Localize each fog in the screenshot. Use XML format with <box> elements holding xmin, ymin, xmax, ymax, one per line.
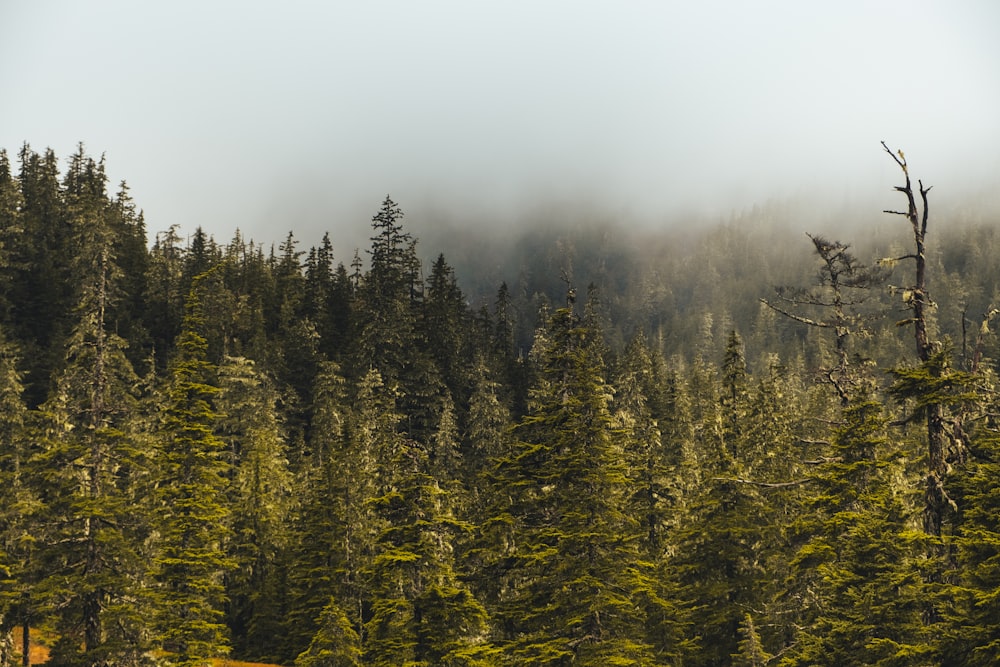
<box><xmin>2</xmin><ymin>1</ymin><xmax>999</xmax><ymax>256</ymax></box>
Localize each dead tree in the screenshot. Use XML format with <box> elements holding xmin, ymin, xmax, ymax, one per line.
<box><xmin>881</xmin><ymin>141</ymin><xmax>952</xmax><ymax>537</ymax></box>
<box><xmin>761</xmin><ymin>234</ymin><xmax>887</xmax><ymax>404</ymax></box>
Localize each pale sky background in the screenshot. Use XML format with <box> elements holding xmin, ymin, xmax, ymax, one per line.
<box><xmin>1</xmin><ymin>0</ymin><xmax>998</xmax><ymax>252</ymax></box>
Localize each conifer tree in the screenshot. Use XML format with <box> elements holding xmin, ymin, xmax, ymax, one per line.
<box><xmin>423</xmin><ymin>254</ymin><xmax>470</xmax><ymax>398</ymax></box>
<box><xmin>146</xmin><ymin>225</ymin><xmax>185</xmax><ymax>369</ymax></box>
<box><xmin>487</xmin><ymin>300</ymin><xmax>654</xmax><ymax>664</ymax></box>
<box><xmin>947</xmin><ymin>400</ymin><xmax>1000</xmax><ymax>665</ymax></box>
<box><xmin>0</xmin><ymin>329</ymin><xmax>31</xmax><ymax>665</ymax></box>
<box><xmin>782</xmin><ymin>383</ymin><xmax>932</xmax><ymax>666</ymax></box>
<box><xmin>34</xmin><ymin>152</ymin><xmax>155</xmax><ymax>665</ymax></box>
<box><xmin>216</xmin><ymin>355</ymin><xmax>294</xmax><ymax>662</ymax></box>
<box><xmin>363</xmin><ymin>397</ymin><xmax>493</xmax><ymax>667</ymax></box>
<box><xmin>0</xmin><ymin>151</ymin><xmax>23</xmax><ymax>325</ymax></box>
<box><xmin>152</xmin><ymin>271</ymin><xmax>234</xmax><ymax>666</ymax></box>
<box><xmin>295</xmin><ymin>599</ymin><xmax>362</xmax><ymax>667</ymax></box>
<box><xmin>733</xmin><ymin>614</ymin><xmax>771</xmax><ymax>667</ymax></box>
<box><xmin>285</xmin><ymin>361</ymin><xmax>352</xmax><ymax>659</ymax></box>
<box><xmin>612</xmin><ymin>333</ymin><xmax>689</xmax><ymax>661</ymax></box>
<box><xmin>353</xmin><ymin>197</ymin><xmax>417</xmax><ymax>384</ymax></box>
<box><xmin>294</xmin><ymin>367</ymin><xmax>396</xmax><ymax>657</ymax></box>
<box><xmin>9</xmin><ymin>145</ymin><xmax>71</xmax><ymax>406</ymax></box>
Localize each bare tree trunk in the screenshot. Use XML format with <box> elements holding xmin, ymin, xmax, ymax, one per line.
<box><xmin>881</xmin><ymin>141</ymin><xmax>949</xmax><ymax>537</ymax></box>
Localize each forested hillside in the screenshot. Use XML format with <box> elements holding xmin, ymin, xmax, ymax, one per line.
<box><xmin>2</xmin><ymin>143</ymin><xmax>1000</xmax><ymax>666</ymax></box>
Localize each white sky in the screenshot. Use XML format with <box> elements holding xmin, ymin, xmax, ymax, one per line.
<box><xmin>2</xmin><ymin>0</ymin><xmax>998</xmax><ymax>250</ymax></box>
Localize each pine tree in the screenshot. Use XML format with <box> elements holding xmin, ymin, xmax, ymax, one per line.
<box><xmin>781</xmin><ymin>384</ymin><xmax>932</xmax><ymax>666</ymax></box>
<box><xmin>733</xmin><ymin>614</ymin><xmax>771</xmax><ymax>667</ymax></box>
<box><xmin>947</xmin><ymin>403</ymin><xmax>1000</xmax><ymax>665</ymax></box>
<box><xmin>0</xmin><ymin>329</ymin><xmax>32</xmax><ymax>666</ymax></box>
<box><xmin>295</xmin><ymin>599</ymin><xmax>362</xmax><ymax>667</ymax></box>
<box><xmin>672</xmin><ymin>340</ymin><xmax>771</xmax><ymax>666</ymax></box>
<box><xmin>284</xmin><ymin>361</ymin><xmax>352</xmax><ymax>660</ymax></box>
<box><xmin>363</xmin><ymin>402</ymin><xmax>493</xmax><ymax>666</ymax></box>
<box><xmin>33</xmin><ymin>152</ymin><xmax>155</xmax><ymax>665</ymax></box>
<box><xmin>612</xmin><ymin>333</ymin><xmax>689</xmax><ymax>661</ymax></box>
<box><xmin>352</xmin><ymin>197</ymin><xmax>417</xmax><ymax>384</ymax></box>
<box><xmin>423</xmin><ymin>254</ymin><xmax>471</xmax><ymax>399</ymax></box>
<box><xmin>487</xmin><ymin>301</ymin><xmax>654</xmax><ymax>664</ymax></box>
<box><xmin>152</xmin><ymin>271</ymin><xmax>234</xmax><ymax>666</ymax></box>
<box><xmin>216</xmin><ymin>356</ymin><xmax>293</xmax><ymax>662</ymax></box>
<box><xmin>146</xmin><ymin>225</ymin><xmax>185</xmax><ymax>369</ymax></box>
<box><xmin>0</xmin><ymin>150</ymin><xmax>23</xmax><ymax>325</ymax></box>
<box><xmin>9</xmin><ymin>145</ymin><xmax>72</xmax><ymax>407</ymax></box>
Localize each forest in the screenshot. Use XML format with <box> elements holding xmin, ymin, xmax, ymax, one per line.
<box><xmin>1</xmin><ymin>142</ymin><xmax>1000</xmax><ymax>666</ymax></box>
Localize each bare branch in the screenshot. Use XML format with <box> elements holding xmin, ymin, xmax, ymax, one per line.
<box><xmin>803</xmin><ymin>456</ymin><xmax>844</xmax><ymax>465</ymax></box>
<box><xmin>713</xmin><ymin>476</ymin><xmax>813</xmax><ymax>489</ymax></box>
<box><xmin>882</xmin><ymin>140</ymin><xmax>906</xmax><ymax>170</ymax></box>
<box><xmin>798</xmin><ymin>438</ymin><xmax>832</xmax><ymax>447</ymax></box>
<box><xmin>759</xmin><ymin>298</ymin><xmax>831</xmax><ymax>328</ymax></box>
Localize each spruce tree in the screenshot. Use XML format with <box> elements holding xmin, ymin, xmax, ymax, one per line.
<box><xmin>284</xmin><ymin>362</ymin><xmax>351</xmax><ymax>660</ymax></box>
<box><xmin>782</xmin><ymin>384</ymin><xmax>931</xmax><ymax>666</ymax></box>
<box><xmin>362</xmin><ymin>392</ymin><xmax>493</xmax><ymax>666</ymax></box>
<box><xmin>0</xmin><ymin>329</ymin><xmax>31</xmax><ymax>665</ymax></box>
<box><xmin>294</xmin><ymin>599</ymin><xmax>362</xmax><ymax>667</ymax></box>
<box><xmin>9</xmin><ymin>145</ymin><xmax>72</xmax><ymax>406</ymax></box>
<box><xmin>216</xmin><ymin>355</ymin><xmax>293</xmax><ymax>662</ymax></box>
<box><xmin>152</xmin><ymin>271</ymin><xmax>234</xmax><ymax>666</ymax></box>
<box><xmin>34</xmin><ymin>153</ymin><xmax>155</xmax><ymax>665</ymax></box>
<box><xmin>487</xmin><ymin>300</ymin><xmax>654</xmax><ymax>664</ymax></box>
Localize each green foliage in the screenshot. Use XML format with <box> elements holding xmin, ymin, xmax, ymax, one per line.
<box><xmin>487</xmin><ymin>303</ymin><xmax>655</xmax><ymax>664</ymax></box>
<box><xmin>217</xmin><ymin>355</ymin><xmax>294</xmax><ymax>661</ymax></box>
<box><xmin>152</xmin><ymin>272</ymin><xmax>235</xmax><ymax>666</ymax></box>
<box><xmin>10</xmin><ymin>147</ymin><xmax>1000</xmax><ymax>665</ymax></box>
<box><xmin>295</xmin><ymin>599</ymin><xmax>362</xmax><ymax>667</ymax></box>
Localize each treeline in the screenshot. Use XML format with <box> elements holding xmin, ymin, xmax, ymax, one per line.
<box><xmin>2</xmin><ymin>144</ymin><xmax>1000</xmax><ymax>666</ymax></box>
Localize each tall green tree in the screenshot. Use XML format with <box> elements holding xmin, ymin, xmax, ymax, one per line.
<box><xmin>216</xmin><ymin>356</ymin><xmax>294</xmax><ymax>662</ymax></box>
<box><xmin>285</xmin><ymin>361</ymin><xmax>352</xmax><ymax>660</ymax></box>
<box><xmin>0</xmin><ymin>329</ymin><xmax>32</xmax><ymax>666</ymax></box>
<box><xmin>781</xmin><ymin>383</ymin><xmax>932</xmax><ymax>666</ymax></box>
<box><xmin>9</xmin><ymin>145</ymin><xmax>71</xmax><ymax>406</ymax></box>
<box><xmin>362</xmin><ymin>386</ymin><xmax>494</xmax><ymax>667</ymax></box>
<box><xmin>152</xmin><ymin>271</ymin><xmax>234</xmax><ymax>666</ymax></box>
<box><xmin>487</xmin><ymin>301</ymin><xmax>654</xmax><ymax>664</ymax></box>
<box><xmin>0</xmin><ymin>151</ymin><xmax>23</xmax><ymax>326</ymax></box>
<box><xmin>33</xmin><ymin>149</ymin><xmax>155</xmax><ymax>666</ymax></box>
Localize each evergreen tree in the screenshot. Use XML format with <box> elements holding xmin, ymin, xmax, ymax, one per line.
<box><xmin>612</xmin><ymin>333</ymin><xmax>689</xmax><ymax>661</ymax></box>
<box><xmin>363</xmin><ymin>399</ymin><xmax>493</xmax><ymax>666</ymax></box>
<box><xmin>151</xmin><ymin>271</ymin><xmax>234</xmax><ymax>666</ymax></box>
<box><xmin>423</xmin><ymin>254</ymin><xmax>471</xmax><ymax>399</ymax></box>
<box><xmin>0</xmin><ymin>330</ymin><xmax>32</xmax><ymax>665</ymax></box>
<box><xmin>781</xmin><ymin>384</ymin><xmax>932</xmax><ymax>666</ymax></box>
<box><xmin>0</xmin><ymin>151</ymin><xmax>23</xmax><ymax>325</ymax></box>
<box><xmin>285</xmin><ymin>361</ymin><xmax>352</xmax><ymax>660</ymax></box>
<box><xmin>487</xmin><ymin>301</ymin><xmax>654</xmax><ymax>664</ymax></box>
<box><xmin>146</xmin><ymin>225</ymin><xmax>185</xmax><ymax>369</ymax></box>
<box><xmin>9</xmin><ymin>145</ymin><xmax>72</xmax><ymax>406</ymax></box>
<box><xmin>352</xmin><ymin>196</ymin><xmax>420</xmax><ymax>387</ymax></box>
<box><xmin>295</xmin><ymin>599</ymin><xmax>362</xmax><ymax>667</ymax></box>
<box><xmin>733</xmin><ymin>614</ymin><xmax>772</xmax><ymax>667</ymax></box>
<box><xmin>947</xmin><ymin>396</ymin><xmax>1000</xmax><ymax>665</ymax></box>
<box><xmin>216</xmin><ymin>356</ymin><xmax>293</xmax><ymax>662</ymax></box>
<box><xmin>34</xmin><ymin>155</ymin><xmax>155</xmax><ymax>665</ymax></box>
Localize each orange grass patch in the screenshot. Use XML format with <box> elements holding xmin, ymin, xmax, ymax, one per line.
<box><xmin>14</xmin><ymin>629</ymin><xmax>283</xmax><ymax>667</ymax></box>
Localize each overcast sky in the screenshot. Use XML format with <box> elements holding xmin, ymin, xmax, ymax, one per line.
<box><xmin>2</xmin><ymin>1</ymin><xmax>998</xmax><ymax>251</ymax></box>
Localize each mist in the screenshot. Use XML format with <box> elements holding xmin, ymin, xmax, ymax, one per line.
<box><xmin>2</xmin><ymin>1</ymin><xmax>999</xmax><ymax>258</ymax></box>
